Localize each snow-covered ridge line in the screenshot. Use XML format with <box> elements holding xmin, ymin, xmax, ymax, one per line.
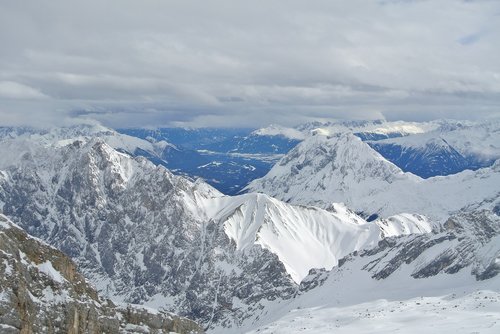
<box><xmin>296</xmin><ymin>119</ymin><xmax>444</xmax><ymax>136</ymax></box>
<box><xmin>202</xmin><ymin>193</ymin><xmax>432</xmax><ymax>283</ymax></box>
<box><xmin>369</xmin><ymin>119</ymin><xmax>500</xmax><ymax>161</ymax></box>
<box><xmin>0</xmin><ymin>123</ymin><xmax>175</xmax><ymax>168</ymax></box>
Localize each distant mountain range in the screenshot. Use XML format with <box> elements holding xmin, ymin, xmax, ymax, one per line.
<box><xmin>115</xmin><ymin>119</ymin><xmax>500</xmax><ymax>194</ymax></box>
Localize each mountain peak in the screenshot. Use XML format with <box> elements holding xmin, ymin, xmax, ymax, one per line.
<box><xmin>247</xmin><ymin>129</ymin><xmax>500</xmax><ymax>220</ymax></box>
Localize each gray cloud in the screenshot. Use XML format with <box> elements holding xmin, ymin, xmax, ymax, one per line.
<box><xmin>0</xmin><ymin>0</ymin><xmax>499</xmax><ymax>128</ymax></box>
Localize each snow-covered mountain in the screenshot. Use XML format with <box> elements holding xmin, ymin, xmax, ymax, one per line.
<box><xmin>1</xmin><ymin>123</ymin><xmax>498</xmax><ymax>333</ymax></box>
<box><xmin>205</xmin><ymin>195</ymin><xmax>431</xmax><ymax>283</ymax></box>
<box><xmin>246</xmin><ymin>132</ymin><xmax>500</xmax><ymax>220</ymax></box>
<box><xmin>248</xmin><ymin>119</ymin><xmax>499</xmax><ymax>182</ymax></box>
<box><xmin>0</xmin><ymin>214</ymin><xmax>203</xmax><ymax>334</ymax></box>
<box><xmin>0</xmin><ymin>124</ymin><xmax>273</xmax><ymax>195</ymax></box>
<box><xmin>368</xmin><ymin>120</ymin><xmax>500</xmax><ymax>178</ymax></box>
<box><xmin>0</xmin><ymin>136</ymin><xmax>292</xmax><ymax>327</ymax></box>
<box><xmin>0</xmin><ymin>123</ymin><xmax>175</xmax><ymax>167</ymax></box>
<box><xmin>0</xmin><ymin>131</ymin><xmax>434</xmax><ymax>330</ymax></box>
<box><xmin>295</xmin><ymin>119</ymin><xmax>442</xmax><ymax>138</ymax></box>
<box><xmin>219</xmin><ymin>200</ymin><xmax>500</xmax><ymax>333</ymax></box>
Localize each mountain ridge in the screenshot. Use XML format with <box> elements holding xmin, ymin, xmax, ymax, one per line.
<box><xmin>246</xmin><ymin>132</ymin><xmax>500</xmax><ymax>220</ymax></box>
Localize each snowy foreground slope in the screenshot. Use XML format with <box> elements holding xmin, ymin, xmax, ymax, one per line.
<box><xmin>246</xmin><ymin>132</ymin><xmax>500</xmax><ymax>220</ymax></box>
<box><xmin>217</xmin><ymin>202</ymin><xmax>500</xmax><ymax>333</ymax></box>
<box><xmin>244</xmin><ymin>290</ymin><xmax>500</xmax><ymax>334</ymax></box>
<box><xmin>0</xmin><ymin>130</ymin><xmax>432</xmax><ymax>329</ymax></box>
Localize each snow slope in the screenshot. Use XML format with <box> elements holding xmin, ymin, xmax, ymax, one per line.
<box><xmin>204</xmin><ymin>194</ymin><xmax>431</xmax><ymax>283</ymax></box>
<box><xmin>246</xmin><ymin>132</ymin><xmax>500</xmax><ymax>220</ymax></box>
<box><xmin>244</xmin><ymin>290</ymin><xmax>500</xmax><ymax>334</ymax></box>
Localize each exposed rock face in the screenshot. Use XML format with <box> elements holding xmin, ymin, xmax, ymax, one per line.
<box><xmin>356</xmin><ymin>207</ymin><xmax>500</xmax><ymax>281</ymax></box>
<box><xmin>0</xmin><ymin>214</ymin><xmax>203</xmax><ymax>334</ymax></box>
<box><xmin>0</xmin><ymin>139</ymin><xmax>298</xmax><ymax>329</ymax></box>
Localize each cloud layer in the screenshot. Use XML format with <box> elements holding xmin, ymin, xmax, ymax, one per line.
<box><xmin>1</xmin><ymin>0</ymin><xmax>499</xmax><ymax>127</ymax></box>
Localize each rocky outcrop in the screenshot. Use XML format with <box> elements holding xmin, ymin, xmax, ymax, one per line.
<box><xmin>0</xmin><ymin>214</ymin><xmax>203</xmax><ymax>334</ymax></box>
<box><xmin>358</xmin><ymin>207</ymin><xmax>500</xmax><ymax>280</ymax></box>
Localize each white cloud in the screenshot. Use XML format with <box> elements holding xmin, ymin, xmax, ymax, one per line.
<box><xmin>0</xmin><ymin>0</ymin><xmax>499</xmax><ymax>127</ymax></box>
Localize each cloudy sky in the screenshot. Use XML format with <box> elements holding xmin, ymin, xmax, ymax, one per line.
<box><xmin>0</xmin><ymin>0</ymin><xmax>499</xmax><ymax>128</ymax></box>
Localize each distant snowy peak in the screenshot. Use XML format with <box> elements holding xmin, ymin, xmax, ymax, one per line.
<box><xmin>0</xmin><ymin>123</ymin><xmax>116</xmax><ymax>143</ymax></box>
<box><xmin>297</xmin><ymin>119</ymin><xmax>441</xmax><ymax>139</ymax></box>
<box><xmin>246</xmin><ymin>132</ymin><xmax>411</xmax><ymax>205</ymax></box>
<box><xmin>0</xmin><ymin>124</ymin><xmax>184</xmax><ymax>175</ymax></box>
<box><xmin>252</xmin><ymin>125</ymin><xmax>305</xmax><ymax>140</ymax></box>
<box><xmin>366</xmin><ymin>120</ymin><xmax>500</xmax><ymax>178</ymax></box>
<box><xmin>280</xmin><ymin>132</ymin><xmax>400</xmax><ymax>172</ymax></box>
<box><xmin>295</xmin><ymin>119</ymin><xmax>385</xmax><ymax>132</ymax></box>
<box><xmin>44</xmin><ymin>123</ymin><xmax>116</xmax><ymax>138</ymax></box>
<box><xmin>368</xmin><ymin>121</ymin><xmax>439</xmax><ymax>136</ymax></box>
<box><xmin>374</xmin><ymin>120</ymin><xmax>500</xmax><ymax>161</ymax></box>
